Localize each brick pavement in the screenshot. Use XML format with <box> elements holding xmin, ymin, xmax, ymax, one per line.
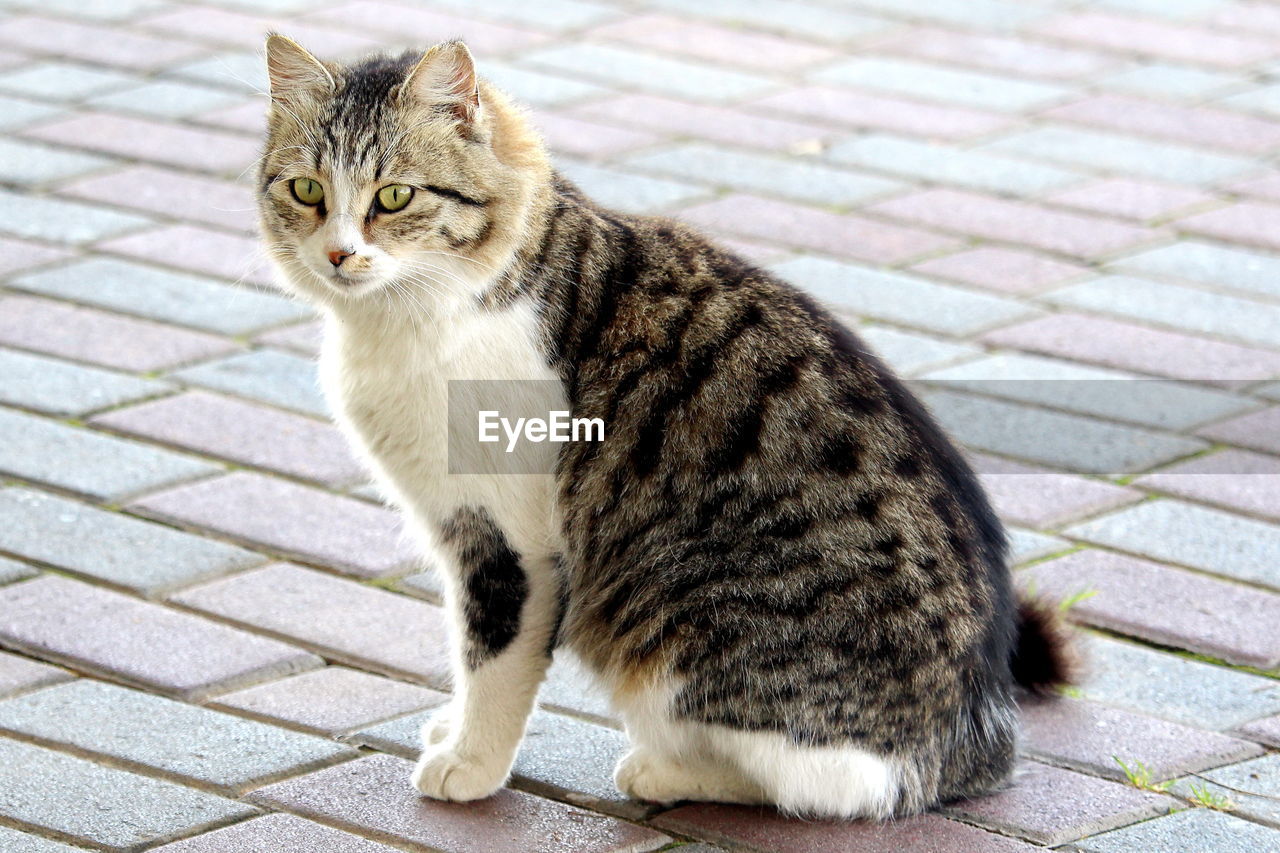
<box><xmin>0</xmin><ymin>0</ymin><xmax>1278</xmax><ymax>850</ymax></box>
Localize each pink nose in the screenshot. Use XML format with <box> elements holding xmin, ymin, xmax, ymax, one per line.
<box><xmin>328</xmin><ymin>250</ymin><xmax>352</xmax><ymax>267</ymax></box>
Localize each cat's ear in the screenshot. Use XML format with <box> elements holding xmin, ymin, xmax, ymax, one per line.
<box><xmin>265</xmin><ymin>34</ymin><xmax>334</xmax><ymax>102</ymax></box>
<box><xmin>402</xmin><ymin>41</ymin><xmax>480</xmax><ymax>125</ymax></box>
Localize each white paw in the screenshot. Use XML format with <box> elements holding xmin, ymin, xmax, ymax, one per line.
<box><xmin>411</xmin><ymin>744</ymin><xmax>507</xmax><ymax>802</ymax></box>
<box><xmin>420</xmin><ymin>703</ymin><xmax>455</xmax><ymax>747</ymax></box>
<box><xmin>614</xmin><ymin>749</ymin><xmax>685</xmax><ymax>804</ymax></box>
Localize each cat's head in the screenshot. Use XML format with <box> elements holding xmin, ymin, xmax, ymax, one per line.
<box><xmin>257</xmin><ymin>36</ymin><xmax>547</xmax><ymax>312</ymax></box>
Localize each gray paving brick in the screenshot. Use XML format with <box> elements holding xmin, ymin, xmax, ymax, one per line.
<box><xmin>19</xmin><ymin>0</ymin><xmax>165</xmax><ymax>20</ymax></box>
<box><xmin>0</xmin><ymin>93</ymin><xmax>60</xmax><ymax>131</ymax></box>
<box><xmin>0</xmin><ymin>487</ymin><xmax>262</xmax><ymax>596</ymax></box>
<box><xmin>1066</xmin><ymin>499</ymin><xmax>1280</xmax><ymax>591</ymax></box>
<box><xmin>1007</xmin><ymin>528</ymin><xmax>1069</xmax><ymax>564</ymax></box>
<box><xmin>150</xmin><ymin>813</ymin><xmax>404</xmax><ymax>853</ymax></box>
<box><xmin>0</xmin><ymin>825</ymin><xmax>88</xmax><ymax>853</ymax></box>
<box><xmin>845</xmin><ymin>0</ymin><xmax>1051</xmax><ymax>28</ymax></box>
<box><xmin>0</xmin><ymin>347</ymin><xmax>169</xmax><ymax>417</ymax></box>
<box><xmin>1078</xmin><ymin>634</ymin><xmax>1280</xmax><ymax>730</ymax></box>
<box><xmin>555</xmin><ymin>159</ymin><xmax>708</xmax><ymax>213</ymax></box>
<box><xmin>0</xmin><ymin>574</ymin><xmax>319</xmax><ymax>699</ymax></box>
<box><xmin>1170</xmin><ymin>753</ymin><xmax>1280</xmax><ymax>828</ymax></box>
<box><xmin>827</xmin><ymin>134</ymin><xmax>1083</xmax><ymax>196</ymax></box>
<box><xmin>467</xmin><ymin>60</ymin><xmax>607</xmax><ymax>107</ymax></box>
<box><xmin>539</xmin><ymin>652</ymin><xmax>617</xmax><ymax>724</ymax></box>
<box><xmin>1098</xmin><ymin>64</ymin><xmax>1247</xmax><ymax>99</ymax></box>
<box><xmin>87</xmin><ymin>80</ymin><xmax>244</xmax><ymax>118</ymax></box>
<box><xmin>771</xmin><ymin>256</ymin><xmax>1033</xmax><ymax>336</ymax></box>
<box><xmin>920</xmin><ymin>389</ymin><xmax>1205</xmax><ymax>474</ymax></box>
<box><xmin>11</xmin><ymin>259</ymin><xmax>308</xmax><ymax>335</ymax></box>
<box><xmin>523</xmin><ymin>44</ymin><xmax>773</xmax><ymax>101</ymax></box>
<box><xmin>646</xmin><ymin>0</ymin><xmax>892</xmax><ymax>42</ymax></box>
<box><xmin>985</xmin><ymin>127</ymin><xmax>1256</xmax><ymax>184</ymax></box>
<box><xmin>623</xmin><ymin>143</ymin><xmax>902</xmax><ymax>207</ymax></box>
<box><xmin>0</xmin><ymin>60</ymin><xmax>138</xmax><ymax>100</ymax></box>
<box><xmin>0</xmin><ymin>138</ymin><xmax>110</xmax><ymax>186</ymax></box>
<box><xmin>816</xmin><ymin>58</ymin><xmax>1072</xmax><ymax>112</ymax></box>
<box><xmin>430</xmin><ymin>0</ymin><xmax>615</xmax><ymax>29</ymax></box>
<box><xmin>855</xmin><ymin>324</ymin><xmax>980</xmax><ymax>377</ymax></box>
<box><xmin>1112</xmin><ymin>240</ymin><xmax>1280</xmax><ymax>300</ymax></box>
<box><xmin>0</xmin><ymin>407</ymin><xmax>215</xmax><ymax>500</ymax></box>
<box><xmin>0</xmin><ymin>737</ymin><xmax>257</xmax><ymax>852</ymax></box>
<box><xmin>0</xmin><ymin>680</ymin><xmax>355</xmax><ymax>794</ymax></box>
<box><xmin>0</xmin><ymin>188</ymin><xmax>150</xmax><ymax>244</ymax></box>
<box><xmin>166</xmin><ymin>51</ymin><xmax>265</xmax><ymax>94</ymax></box>
<box><xmin>1221</xmin><ymin>83</ymin><xmax>1280</xmax><ymax>118</ymax></box>
<box><xmin>0</xmin><ymin>556</ymin><xmax>36</xmax><ymax>586</ymax></box>
<box><xmin>1046</xmin><ymin>275</ymin><xmax>1280</xmax><ymax>349</ymax></box>
<box><xmin>169</xmin><ymin>350</ymin><xmax>327</xmax><ymax>416</ymax></box>
<box><xmin>0</xmin><ymin>649</ymin><xmax>71</xmax><ymax>700</ymax></box>
<box><xmin>1070</xmin><ymin>807</ymin><xmax>1280</xmax><ymax>853</ymax></box>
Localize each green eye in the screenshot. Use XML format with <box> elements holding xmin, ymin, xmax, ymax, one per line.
<box><xmin>291</xmin><ymin>177</ymin><xmax>324</xmax><ymax>206</ymax></box>
<box><xmin>377</xmin><ymin>184</ymin><xmax>414</xmax><ymax>212</ymax></box>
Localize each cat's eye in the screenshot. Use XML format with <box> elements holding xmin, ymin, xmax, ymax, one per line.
<box><xmin>377</xmin><ymin>184</ymin><xmax>414</xmax><ymax>212</ymax></box>
<box><xmin>291</xmin><ymin>177</ymin><xmax>324</xmax><ymax>206</ymax></box>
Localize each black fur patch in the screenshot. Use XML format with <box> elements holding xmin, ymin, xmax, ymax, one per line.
<box><xmin>438</xmin><ymin>507</ymin><xmax>529</xmax><ymax>669</ymax></box>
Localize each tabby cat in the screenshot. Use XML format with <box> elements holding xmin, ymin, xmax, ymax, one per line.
<box><xmin>258</xmin><ymin>35</ymin><xmax>1074</xmax><ymax>819</ymax></box>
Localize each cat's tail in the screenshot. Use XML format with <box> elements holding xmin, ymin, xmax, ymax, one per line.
<box><xmin>1010</xmin><ymin>597</ymin><xmax>1081</xmax><ymax>694</ymax></box>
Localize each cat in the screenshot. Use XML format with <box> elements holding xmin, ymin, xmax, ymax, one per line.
<box><xmin>257</xmin><ymin>34</ymin><xmax>1076</xmax><ymax>819</ymax></box>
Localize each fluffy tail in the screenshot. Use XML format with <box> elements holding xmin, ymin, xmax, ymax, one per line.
<box><xmin>1010</xmin><ymin>597</ymin><xmax>1081</xmax><ymax>694</ymax></box>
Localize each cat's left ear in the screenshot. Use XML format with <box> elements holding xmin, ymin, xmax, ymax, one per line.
<box><xmin>265</xmin><ymin>33</ymin><xmax>334</xmax><ymax>102</ymax></box>
<box><xmin>402</xmin><ymin>41</ymin><xmax>480</xmax><ymax>125</ymax></box>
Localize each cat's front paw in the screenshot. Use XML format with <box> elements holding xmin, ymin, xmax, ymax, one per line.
<box><xmin>410</xmin><ymin>745</ymin><xmax>506</xmax><ymax>802</ymax></box>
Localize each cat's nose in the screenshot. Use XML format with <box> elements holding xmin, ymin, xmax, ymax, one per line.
<box><xmin>328</xmin><ymin>250</ymin><xmax>353</xmax><ymax>267</ymax></box>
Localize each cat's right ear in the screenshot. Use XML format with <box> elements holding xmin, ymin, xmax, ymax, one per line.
<box><xmin>265</xmin><ymin>34</ymin><xmax>334</xmax><ymax>103</ymax></box>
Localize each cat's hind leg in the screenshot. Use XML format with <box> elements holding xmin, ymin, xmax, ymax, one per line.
<box><xmin>614</xmin><ymin>746</ymin><xmax>766</xmax><ymax>805</ymax></box>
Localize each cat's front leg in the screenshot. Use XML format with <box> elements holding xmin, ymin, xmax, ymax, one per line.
<box><xmin>411</xmin><ymin>507</ymin><xmax>560</xmax><ymax>801</ymax></box>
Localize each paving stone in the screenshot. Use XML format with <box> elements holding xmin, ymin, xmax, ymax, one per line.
<box><xmin>1138</xmin><ymin>449</ymin><xmax>1280</xmax><ymax>521</ymax></box>
<box><xmin>61</xmin><ymin>164</ymin><xmax>257</xmax><ymax>234</ymax></box>
<box><xmin>555</xmin><ymin>160</ymin><xmax>708</xmax><ymax>213</ymax></box>
<box><xmin>11</xmin><ymin>258</ymin><xmax>307</xmax><ymax>335</ymax></box>
<box><xmin>984</xmin><ymin>127</ymin><xmax>1256</xmax><ymax>184</ymax></box>
<box><xmin>1032</xmin><ymin>11</ymin><xmax>1276</xmax><ymax>68</ymax></box>
<box><xmin>1065</xmin><ymin>499</ymin><xmax>1280</xmax><ymax>591</ymax></box>
<box><xmin>0</xmin><ymin>14</ymin><xmax>205</xmax><ymax>71</ymax></box>
<box><xmin>922</xmin><ymin>352</ymin><xmax>1251</xmax><ymax>430</ymax></box>
<box><xmin>533</xmin><ymin>113</ymin><xmax>662</xmax><ymax>159</ymax></box>
<box><xmin>0</xmin><ymin>138</ymin><xmax>111</xmax><ymax>187</ymax></box>
<box><xmin>655</xmin><ymin>805</ymin><xmax>1037</xmax><ymax>852</ymax></box>
<box><xmin>1096</xmin><ymin>63</ymin><xmax>1246</xmax><ymax>99</ymax></box>
<box><xmin>166</xmin><ymin>51</ymin><xmax>267</xmax><ymax>94</ymax></box>
<box><xmin>0</xmin><ymin>347</ymin><xmax>169</xmax><ymax>417</ymax></box>
<box><xmin>1071</xmin><ymin>806</ymin><xmax>1280</xmax><ymax>853</ymax></box>
<box><xmin>1045</xmin><ymin>275</ymin><xmax>1280</xmax><ymax>349</ymax></box>
<box><xmin>944</xmin><ymin>760</ymin><xmax>1173</xmax><ymax>845</ymax></box>
<box><xmin>0</xmin><ymin>295</ymin><xmax>236</xmax><ymax>372</ymax></box>
<box><xmin>976</xmin><ymin>455</ymin><xmax>1141</xmax><ymax>529</ymax></box>
<box><xmin>0</xmin><ymin>487</ymin><xmax>262</xmax><ymax>595</ymax></box>
<box><xmin>842</xmin><ymin>0</ymin><xmax>1051</xmax><ymax>29</ymax></box>
<box><xmin>0</xmin><ymin>737</ymin><xmax>257</xmax><ymax>852</ymax></box>
<box><xmin>250</xmin><ymin>753</ymin><xmax>669</xmax><ymax>852</ymax></box>
<box><xmin>0</xmin><ymin>406</ymin><xmax>215</xmax><ymax>500</ymax></box>
<box><xmin>16</xmin><ymin>0</ymin><xmax>166</xmax><ymax>21</ymax></box>
<box><xmin>910</xmin><ymin>247</ymin><xmax>1089</xmax><ymax>295</ymax></box>
<box><xmin>1200</xmin><ymin>405</ymin><xmax>1280</xmax><ymax>456</ymax></box>
<box><xmin>827</xmin><ymin>134</ymin><xmax>1082</xmax><ymax>197</ymax></box>
<box><xmin>0</xmin><ymin>574</ymin><xmax>319</xmax><ymax>700</ymax></box>
<box><xmin>304</xmin><ymin>3</ymin><xmax>551</xmax><ymax>56</ymax></box>
<box><xmin>1170</xmin><ymin>753</ymin><xmax>1280</xmax><ymax>828</ymax></box>
<box><xmin>169</xmin><ymin>350</ymin><xmax>327</xmax><ymax>416</ymax></box>
<box><xmin>0</xmin><ymin>236</ymin><xmax>71</xmax><ymax>275</ymax></box>
<box><xmin>753</xmin><ymin>86</ymin><xmax>1012</xmax><ymax>140</ymax></box>
<box><xmin>151</xmin><ymin>813</ymin><xmax>404</xmax><ymax>853</ymax></box>
<box><xmin>1007</xmin><ymin>528</ymin><xmax>1069</xmax><ymax>563</ymax></box>
<box><xmin>93</xmin><ymin>391</ymin><xmax>364</xmax><ymax>488</ymax></box>
<box><xmin>212</xmin><ymin>666</ymin><xmax>447</xmax><ymax>736</ymax></box>
<box><xmin>255</xmin><ymin>321</ymin><xmax>323</xmax><ymax>357</ymax></box>
<box><xmin>770</xmin><ymin>257</ymin><xmax>1031</xmax><ymax>335</ymax></box>
<box><xmin>87</xmin><ymin>79</ymin><xmax>245</xmax><ymax>119</ymax></box>
<box><xmin>854</xmin><ymin>325</ymin><xmax>980</xmax><ymax>377</ymax></box>
<box><xmin>1043</xmin><ymin>94</ymin><xmax>1280</xmax><ymax>154</ymax></box>
<box><xmin>872</xmin><ymin>27</ymin><xmax>1113</xmax><ymax>80</ymax></box>
<box><xmin>135</xmin><ymin>474</ymin><xmax>415</xmax><ymax>577</ymax></box>
<box><xmin>587</xmin><ymin>13</ymin><xmax>837</xmax><ymax>72</ymax></box>
<box><xmin>920</xmin><ymin>389</ymin><xmax>1205</xmax><ymax>475</ymax></box>
<box><xmin>647</xmin><ymin>0</ymin><xmax>890</xmax><ymax>43</ymax></box>
<box><xmin>0</xmin><ymin>649</ymin><xmax>71</xmax><ymax>700</ymax></box>
<box><xmin>428</xmin><ymin>0</ymin><xmax>616</xmax><ymax>30</ymax></box>
<box><xmin>1221</xmin><ymin>82</ymin><xmax>1280</xmax><ymax>119</ymax></box>
<box><xmin>471</xmin><ymin>60</ymin><xmax>608</xmax><ymax>108</ymax></box>
<box><xmin>538</xmin><ymin>652</ymin><xmax>617</xmax><ymax>724</ymax></box>
<box><xmin>1176</xmin><ymin>202</ymin><xmax>1280</xmax><ymax>254</ymax></box>
<box><xmin>524</xmin><ymin>43</ymin><xmax>772</xmax><ymax>102</ymax></box>
<box><xmin>0</xmin><ymin>61</ymin><xmax>139</xmax><ymax>100</ymax></box>
<box><xmin>23</xmin><ymin>112</ymin><xmax>258</xmax><ymax>174</ymax></box>
<box><xmin>171</xmin><ymin>564</ymin><xmax>450</xmax><ymax>687</ymax></box>
<box><xmin>624</xmin><ymin>143</ymin><xmax>902</xmax><ymax>206</ymax></box>
<box><xmin>0</xmin><ymin>680</ymin><xmax>355</xmax><ymax>794</ymax></box>
<box><xmin>1079</xmin><ymin>634</ymin><xmax>1280</xmax><ymax>729</ymax></box>
<box><xmin>867</xmin><ymin>189</ymin><xmax>1162</xmax><ymax>260</ymax></box>
<box><xmin>1048</xmin><ymin>178</ymin><xmax>1216</xmax><ymax>222</ymax></box>
<box><xmin>0</xmin><ymin>825</ymin><xmax>88</xmax><ymax>853</ymax></box>
<box><xmin>99</xmin><ymin>223</ymin><xmax>272</xmax><ymax>287</ymax></box>
<box><xmin>1114</xmin><ymin>241</ymin><xmax>1280</xmax><ymax>302</ymax></box>
<box><xmin>684</xmin><ymin>195</ymin><xmax>962</xmax><ymax>265</ymax></box>
<box><xmin>816</xmin><ymin>57</ymin><xmax>1072</xmax><ymax>112</ymax></box>
<box><xmin>982</xmin><ymin>313</ymin><xmax>1280</xmax><ymax>386</ymax></box>
<box><xmin>1235</xmin><ymin>714</ymin><xmax>1280</xmax><ymax>747</ymax></box>
<box><xmin>0</xmin><ymin>187</ymin><xmax>151</xmax><ymax>244</ymax></box>
<box><xmin>0</xmin><ymin>556</ymin><xmax>36</xmax><ymax>587</ymax></box>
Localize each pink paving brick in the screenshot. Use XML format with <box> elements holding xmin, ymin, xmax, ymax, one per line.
<box><xmin>23</xmin><ymin>112</ymin><xmax>259</xmax><ymax>174</ymax></box>
<box><xmin>137</xmin><ymin>7</ymin><xmax>381</xmax><ymax>57</ymax></box>
<box><xmin>98</xmin><ymin>224</ymin><xmax>272</xmax><ymax>287</ymax></box>
<box><xmin>751</xmin><ymin>86</ymin><xmax>1012</xmax><ymax>141</ymax></box>
<box><xmin>92</xmin><ymin>391</ymin><xmax>366</xmax><ymax>488</ymax></box>
<box><xmin>1042</xmin><ymin>95</ymin><xmax>1280</xmax><ymax>155</ymax></box>
<box><xmin>196</xmin><ymin>98</ymin><xmax>266</xmax><ymax>135</ymax></box>
<box><xmin>131</xmin><ymin>472</ymin><xmax>417</xmax><ymax>578</ymax></box>
<box><xmin>0</xmin><ymin>15</ymin><xmax>205</xmax><ymax>71</ymax></box>
<box><xmin>0</xmin><ymin>574</ymin><xmax>320</xmax><ymax>700</ymax></box>
<box><xmin>0</xmin><ymin>649</ymin><xmax>72</xmax><ymax>701</ymax></box>
<box><xmin>866</xmin><ymin>189</ymin><xmax>1162</xmax><ymax>259</ymax></box>
<box><xmin>249</xmin><ymin>754</ymin><xmax>670</xmax><ymax>853</ymax></box>
<box><xmin>151</xmin><ymin>813</ymin><xmax>405</xmax><ymax>853</ymax></box>
<box><xmin>587</xmin><ymin>14</ymin><xmax>837</xmax><ymax>72</ymax></box>
<box><xmin>1032</xmin><ymin>12</ymin><xmax>1277</xmax><ymax>68</ymax></box>
<box><xmin>1175</xmin><ymin>201</ymin><xmax>1280</xmax><ymax>252</ymax></box>
<box><xmin>1224</xmin><ymin>171</ymin><xmax>1280</xmax><ymax>203</ymax></box>
<box><xmin>0</xmin><ymin>294</ymin><xmax>236</xmax><ymax>372</ymax></box>
<box><xmin>655</xmin><ymin>805</ymin><xmax>1036</xmax><ymax>852</ymax></box>
<box><xmin>944</xmin><ymin>761</ymin><xmax>1173</xmax><ymax>845</ymax></box>
<box><xmin>1198</xmin><ymin>405</ymin><xmax>1280</xmax><ymax>455</ymax></box>
<box><xmin>532</xmin><ymin>112</ymin><xmax>662</xmax><ymax>159</ymax></box>
<box><xmin>256</xmin><ymin>321</ymin><xmax>324</xmax><ymax>357</ymax></box>
<box><xmin>0</xmin><ymin>235</ymin><xmax>73</xmax><ymax>275</ymax></box>
<box><xmin>60</xmin><ymin>166</ymin><xmax>257</xmax><ymax>235</ymax></box>
<box><xmin>981</xmin><ymin>313</ymin><xmax>1280</xmax><ymax>385</ymax></box>
<box><xmin>306</xmin><ymin>1</ymin><xmax>552</xmax><ymax>56</ymax></box>
<box><xmin>570</xmin><ymin>94</ymin><xmax>836</xmax><ymax>152</ymax></box>
<box><xmin>173</xmin><ymin>564</ymin><xmax>451</xmax><ymax>687</ymax></box>
<box><xmin>1021</xmin><ymin>696</ymin><xmax>1262</xmax><ymax>782</ymax></box>
<box><xmin>973</xmin><ymin>453</ymin><xmax>1140</xmax><ymax>529</ymax></box>
<box><xmin>1047</xmin><ymin>178</ymin><xmax>1217</xmax><ymax>223</ymax></box>
<box><xmin>1211</xmin><ymin>1</ymin><xmax>1280</xmax><ymax>36</ymax></box>
<box><xmin>910</xmin><ymin>247</ymin><xmax>1089</xmax><ymax>295</ymax></box>
<box><xmin>1137</xmin><ymin>449</ymin><xmax>1280</xmax><ymax>522</ymax></box>
<box><xmin>1020</xmin><ymin>550</ymin><xmax>1280</xmax><ymax>668</ymax></box>
<box><xmin>870</xmin><ymin>27</ymin><xmax>1114</xmax><ymax>79</ymax></box>
<box><xmin>680</xmin><ymin>194</ymin><xmax>961</xmax><ymax>264</ymax></box>
<box><xmin>1235</xmin><ymin>714</ymin><xmax>1280</xmax><ymax>748</ymax></box>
